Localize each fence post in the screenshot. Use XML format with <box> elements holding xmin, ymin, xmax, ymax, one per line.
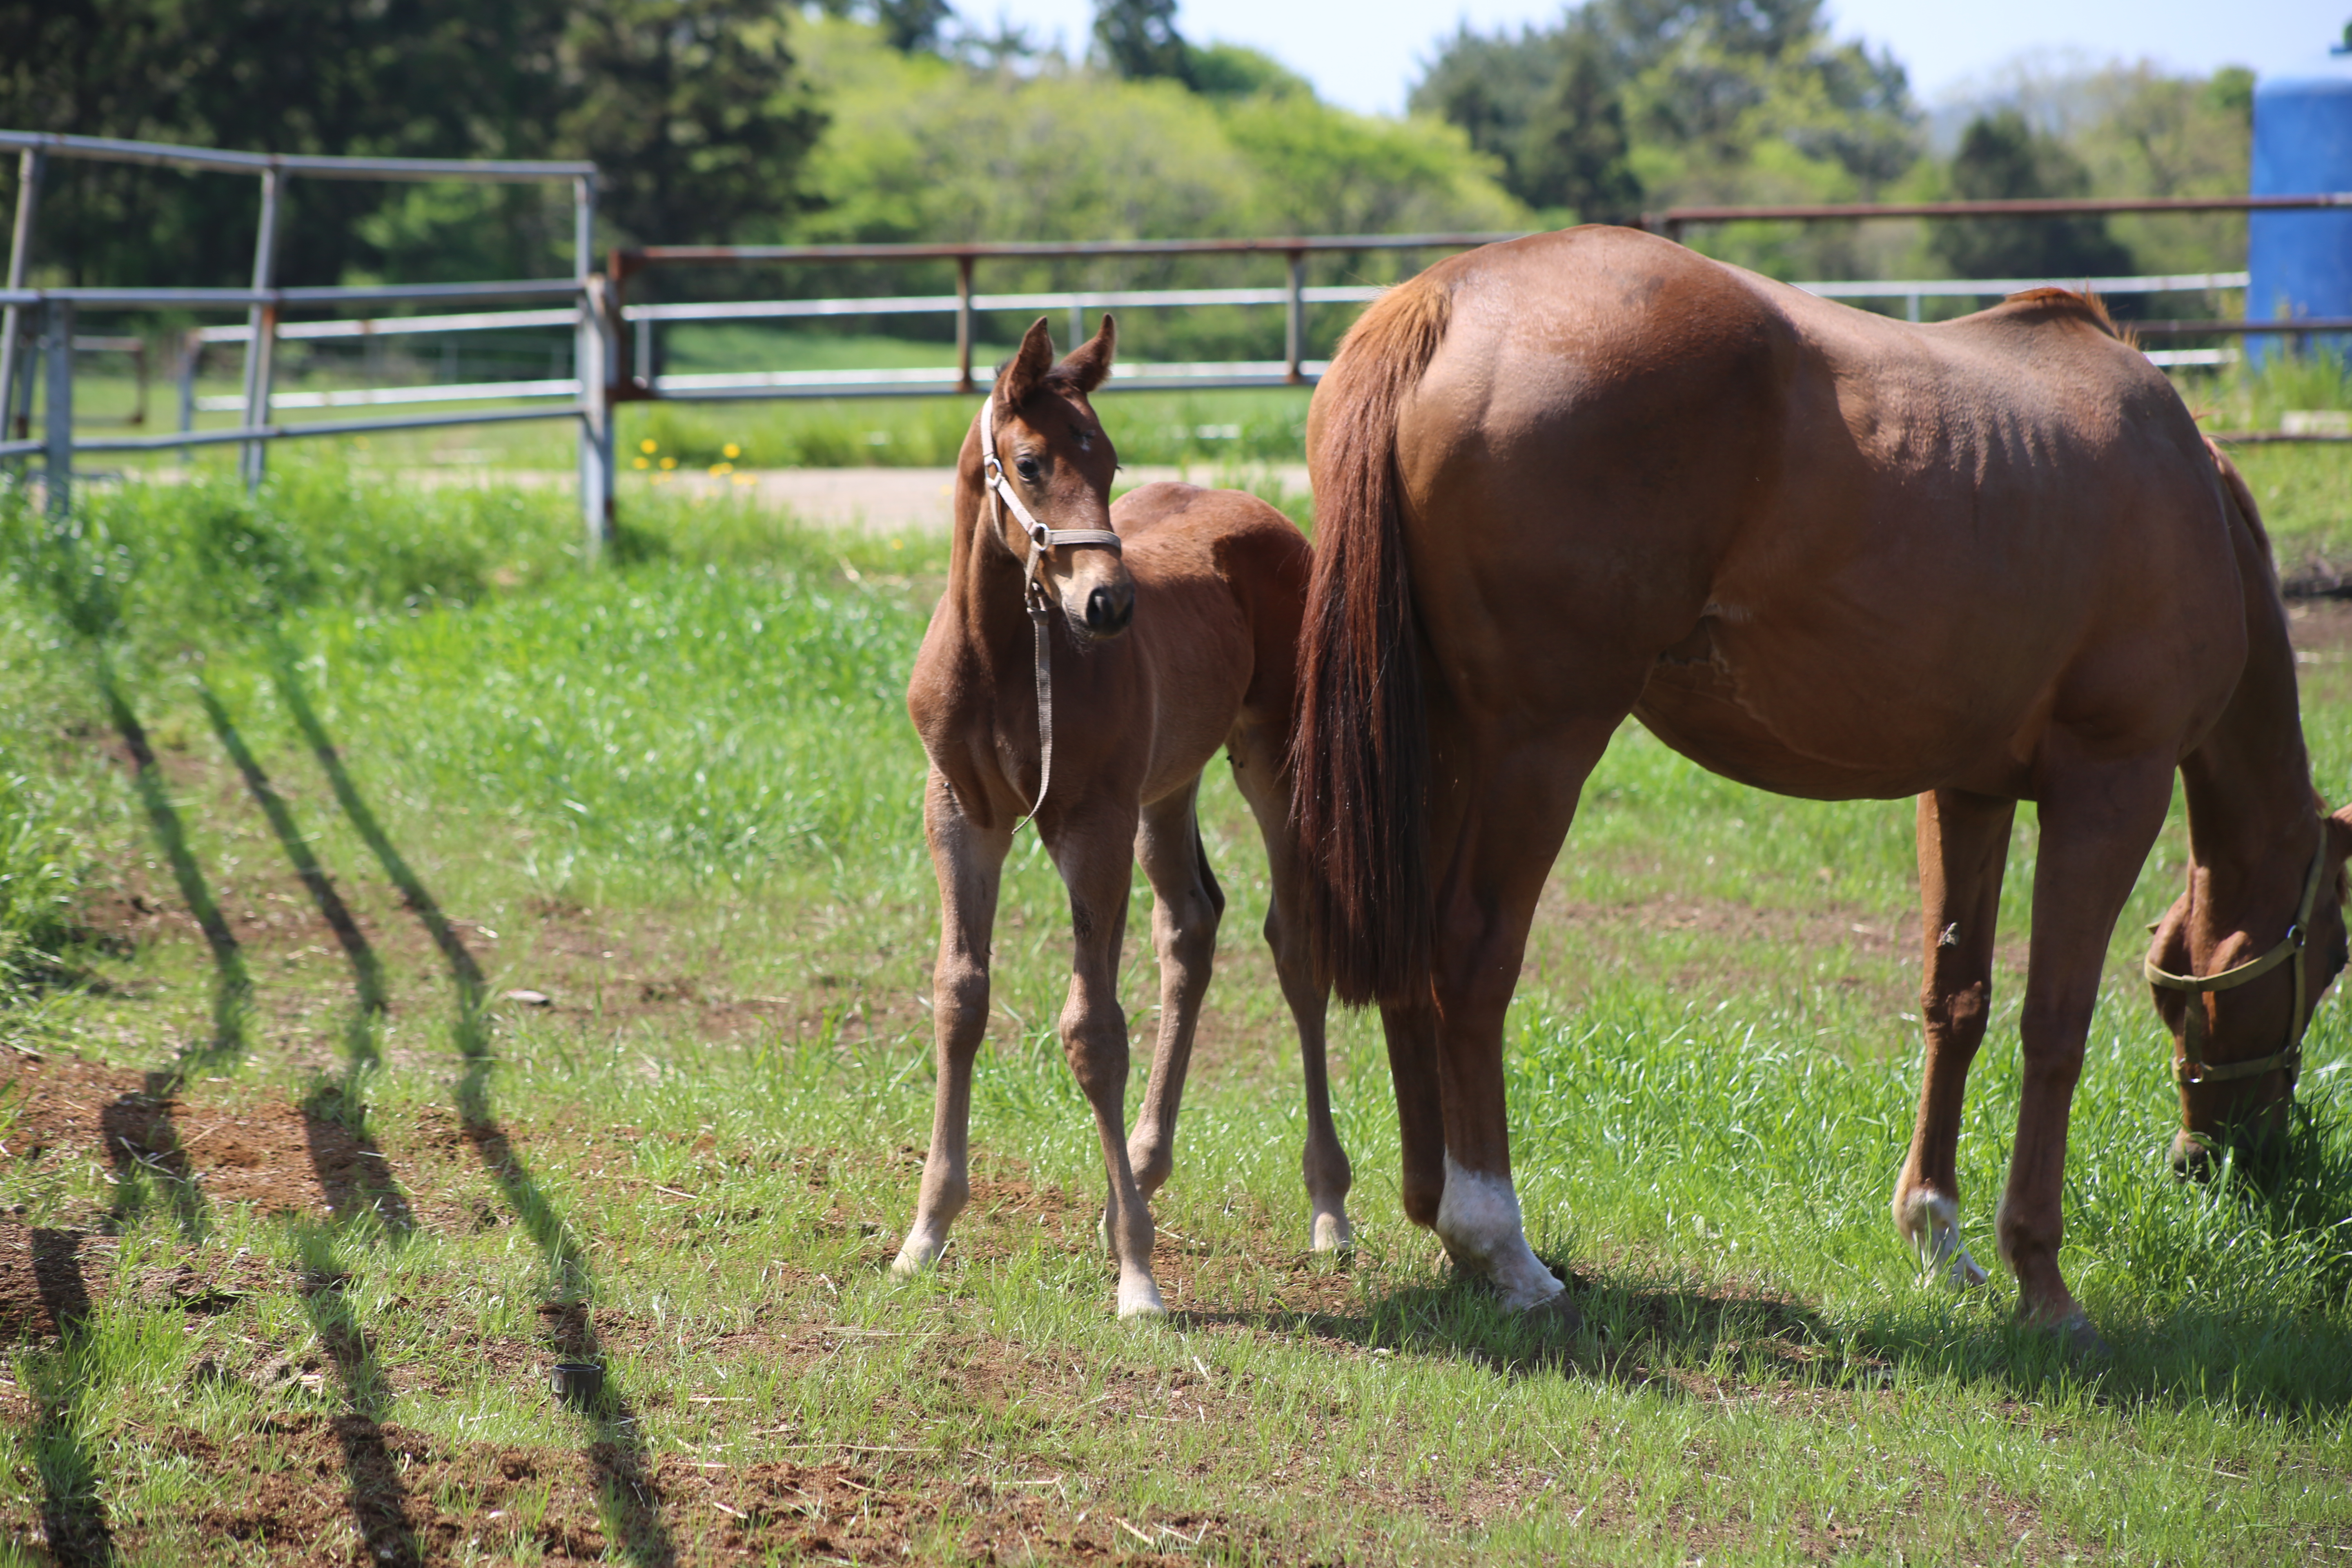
<box><xmin>178</xmin><ymin>330</ymin><xmax>201</xmax><ymax>431</ymax></box>
<box><xmin>1285</xmin><ymin>248</ymin><xmax>1306</xmax><ymax>384</ymax></box>
<box><xmin>574</xmin><ymin>176</ymin><xmax>613</xmax><ymax>561</ymax></box>
<box><xmin>955</xmin><ymin>255</ymin><xmax>976</xmax><ymax>395</ymax></box>
<box><xmin>1</xmin><ymin>149</ymin><xmax>44</xmax><ymax>451</ymax></box>
<box><xmin>42</xmin><ymin>299</ymin><xmax>71</xmax><ymax>521</ymax></box>
<box><xmin>239</xmin><ymin>167</ymin><xmax>285</xmax><ymax>489</ymax></box>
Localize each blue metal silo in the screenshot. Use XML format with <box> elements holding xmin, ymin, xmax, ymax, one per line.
<box><xmin>2250</xmin><ymin>45</ymin><xmax>2352</xmax><ymax>364</ymax></box>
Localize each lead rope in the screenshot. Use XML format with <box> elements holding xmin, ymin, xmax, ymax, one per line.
<box><xmin>978</xmin><ymin>394</ymin><xmax>1121</xmax><ymax>826</ymax></box>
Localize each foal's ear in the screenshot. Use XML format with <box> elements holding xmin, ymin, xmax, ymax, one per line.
<box><xmin>1057</xmin><ymin>313</ymin><xmax>1118</xmax><ymax>394</ymax></box>
<box><xmin>997</xmin><ymin>317</ymin><xmax>1058</xmax><ymax>410</ymax></box>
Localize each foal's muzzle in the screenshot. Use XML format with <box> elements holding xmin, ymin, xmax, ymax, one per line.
<box><xmin>1083</xmin><ymin>580</ymin><xmax>1135</xmax><ymax>638</ymax></box>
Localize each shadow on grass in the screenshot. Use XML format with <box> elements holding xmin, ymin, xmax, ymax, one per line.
<box><xmin>196</xmin><ymin>680</ymin><xmax>417</xmax><ymax>1235</ymax></box>
<box><xmin>272</xmin><ymin>650</ymin><xmax>677</xmax><ymax>1567</ymax></box>
<box><xmin>22</xmin><ymin>1229</ymin><xmax>113</xmax><ymax>1565</ymax></box>
<box><xmin>98</xmin><ymin>669</ymin><xmax>251</xmax><ymax>1241</ymax></box>
<box><xmin>288</xmin><ymin>1225</ymin><xmax>423</xmax><ymax>1568</ymax></box>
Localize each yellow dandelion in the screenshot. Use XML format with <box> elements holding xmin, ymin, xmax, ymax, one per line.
<box><xmin>722</xmin><ymin>442</ymin><xmax>742</xmax><ymax>459</ymax></box>
<box><xmin>659</xmin><ymin>456</ymin><xmax>677</xmax><ymax>470</ymax></box>
<box><xmin>889</xmin><ymin>538</ymin><xmax>903</xmax><ymax>550</ymax></box>
<box><xmin>732</xmin><ymin>472</ymin><xmax>754</xmax><ymax>486</ymax></box>
<box><xmin>633</xmin><ymin>457</ymin><xmax>650</xmax><ymax>470</ymax></box>
<box><xmin>639</xmin><ymin>438</ymin><xmax>658</xmax><ymax>454</ymax></box>
<box><xmin>710</xmin><ymin>462</ymin><xmax>733</xmax><ymax>476</ymax></box>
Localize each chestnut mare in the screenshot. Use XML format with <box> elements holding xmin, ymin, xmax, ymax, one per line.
<box><xmin>1294</xmin><ymin>226</ymin><xmax>2352</xmax><ymax>1348</ymax></box>
<box><xmin>895</xmin><ymin>316</ymin><xmax>1352</xmax><ymax>1317</ymax></box>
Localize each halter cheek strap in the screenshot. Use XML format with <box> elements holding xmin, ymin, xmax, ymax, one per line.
<box><xmin>2144</xmin><ymin>830</ymin><xmax>2329</xmax><ymax>1089</ymax></box>
<box><xmin>979</xmin><ymin>395</ymin><xmax>1122</xmax><ymax>822</ymax></box>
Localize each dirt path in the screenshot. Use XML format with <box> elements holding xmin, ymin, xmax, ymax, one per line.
<box><xmin>345</xmin><ymin>463</ymin><xmax>1313</xmax><ymax>534</ymax></box>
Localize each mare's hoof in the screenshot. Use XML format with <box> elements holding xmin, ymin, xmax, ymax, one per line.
<box><xmin>1116</xmin><ymin>1278</ymin><xmax>1167</xmax><ymax>1321</ymax></box>
<box><xmin>2025</xmin><ymin>1307</ymin><xmax>2110</xmax><ymax>1364</ymax></box>
<box><xmin>1311</xmin><ymin>1212</ymin><xmax>1353</xmax><ymax>1254</ymax></box>
<box><xmin>1934</xmin><ymin>1245</ymin><xmax>1990</xmax><ymax>1292</ymax></box>
<box><xmin>1518</xmin><ymin>1288</ymin><xmax>1586</xmax><ymax>1338</ymax></box>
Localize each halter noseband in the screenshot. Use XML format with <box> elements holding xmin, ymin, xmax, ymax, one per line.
<box><xmin>979</xmin><ymin>392</ymin><xmax>1122</xmax><ymax>821</ymax></box>
<box><xmin>2143</xmin><ymin>829</ymin><xmax>2329</xmax><ymax>1089</ymax></box>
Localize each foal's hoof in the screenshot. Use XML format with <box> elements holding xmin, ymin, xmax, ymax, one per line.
<box><xmin>889</xmin><ymin>1234</ymin><xmax>944</xmax><ymax>1278</ymax></box>
<box><xmin>1311</xmin><ymin>1211</ymin><xmax>1353</xmax><ymax>1254</ymax></box>
<box><xmin>1116</xmin><ymin>1276</ymin><xmax>1167</xmax><ymax>1321</ymax></box>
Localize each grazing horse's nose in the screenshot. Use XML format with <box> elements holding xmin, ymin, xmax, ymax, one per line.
<box><xmin>1085</xmin><ymin>581</ymin><xmax>1134</xmax><ymax>637</ymax></box>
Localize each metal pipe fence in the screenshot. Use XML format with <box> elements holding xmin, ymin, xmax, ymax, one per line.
<box><xmin>8</xmin><ymin>127</ymin><xmax>2346</xmax><ymax>545</ymax></box>
<box><xmin>0</xmin><ymin>130</ymin><xmax>604</xmax><ymax>550</ymax></box>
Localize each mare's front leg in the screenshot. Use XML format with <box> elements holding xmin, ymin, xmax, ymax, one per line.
<box><xmin>1125</xmin><ymin>783</ymin><xmax>1222</xmax><ymax>1208</ymax></box>
<box><xmin>1229</xmin><ymin>722</ymin><xmax>1352</xmax><ymax>1250</ymax></box>
<box><xmin>1892</xmin><ymin>788</ymin><xmax>2015</xmax><ymax>1288</ymax></box>
<box><xmin>893</xmin><ymin>771</ymin><xmax>1014</xmax><ymax>1276</ymax></box>
<box><xmin>1049</xmin><ymin>799</ymin><xmax>1163</xmax><ymax>1317</ymax></box>
<box><xmin>1996</xmin><ymin>755</ymin><xmax>2173</xmax><ymax>1344</ymax></box>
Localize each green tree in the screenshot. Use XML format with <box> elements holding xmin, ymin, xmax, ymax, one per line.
<box><xmin>557</xmin><ymin>0</ymin><xmax>826</xmax><ymax>245</ymax></box>
<box><xmin>0</xmin><ymin>0</ymin><xmax>824</xmax><ymax>288</ymax></box>
<box><xmin>1411</xmin><ymin>0</ymin><xmax>1920</xmax><ymax>252</ymax></box>
<box><xmin>1519</xmin><ymin>36</ymin><xmax>1643</xmax><ymax>222</ymax></box>
<box><xmin>1933</xmin><ymin>109</ymin><xmax>2135</xmax><ymax>280</ymax></box>
<box><xmin>1093</xmin><ymin>0</ymin><xmax>1194</xmax><ymax>87</ymax></box>
<box><xmin>874</xmin><ymin>0</ymin><xmax>955</xmax><ymax>53</ymax></box>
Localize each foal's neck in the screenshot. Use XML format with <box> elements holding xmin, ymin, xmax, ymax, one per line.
<box><xmin>941</xmin><ymin>424</ymin><xmax>1036</xmax><ymax>664</ymax></box>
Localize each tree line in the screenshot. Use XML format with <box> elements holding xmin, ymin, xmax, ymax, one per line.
<box><xmin>0</xmin><ymin>0</ymin><xmax>2258</xmax><ymax>293</ymax></box>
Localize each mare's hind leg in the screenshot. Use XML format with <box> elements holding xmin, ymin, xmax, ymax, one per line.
<box><xmin>1125</xmin><ymin>782</ymin><xmax>1224</xmax><ymax>1205</ymax></box>
<box><xmin>1048</xmin><ymin>798</ymin><xmax>1164</xmax><ymax>1318</ymax></box>
<box><xmin>1892</xmin><ymin>788</ymin><xmax>2015</xmax><ymax>1289</ymax></box>
<box><xmin>1229</xmin><ymin>721</ymin><xmax>1353</xmax><ymax>1251</ymax></box>
<box><xmin>894</xmin><ymin>770</ymin><xmax>1014</xmax><ymax>1277</ymax></box>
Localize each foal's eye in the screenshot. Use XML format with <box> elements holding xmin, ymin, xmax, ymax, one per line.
<box><xmin>1016</xmin><ymin>456</ymin><xmax>1042</xmax><ymax>481</ymax></box>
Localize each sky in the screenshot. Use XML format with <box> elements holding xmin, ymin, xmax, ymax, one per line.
<box><xmin>969</xmin><ymin>1</ymin><xmax>2350</xmax><ymax>115</ymax></box>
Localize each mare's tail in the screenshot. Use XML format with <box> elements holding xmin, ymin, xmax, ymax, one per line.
<box><xmin>1292</xmin><ymin>274</ymin><xmax>1452</xmax><ymax>1007</ymax></box>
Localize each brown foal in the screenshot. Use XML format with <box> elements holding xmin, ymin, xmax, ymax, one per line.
<box><xmin>1293</xmin><ymin>226</ymin><xmax>2352</xmax><ymax>1350</ymax></box>
<box><xmin>894</xmin><ymin>316</ymin><xmax>1352</xmax><ymax>1317</ymax></box>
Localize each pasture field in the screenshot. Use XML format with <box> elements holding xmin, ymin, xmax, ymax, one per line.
<box><xmin>0</xmin><ymin>459</ymin><xmax>2348</xmax><ymax>1566</ymax></box>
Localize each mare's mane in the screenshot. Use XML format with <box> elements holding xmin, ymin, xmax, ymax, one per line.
<box><xmin>1999</xmin><ymin>286</ymin><xmax>2129</xmax><ymax>344</ymax></box>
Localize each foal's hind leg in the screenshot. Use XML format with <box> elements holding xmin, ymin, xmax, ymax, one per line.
<box><xmin>1230</xmin><ymin>722</ymin><xmax>1353</xmax><ymax>1251</ymax></box>
<box><xmin>1125</xmin><ymin>782</ymin><xmax>1223</xmax><ymax>1207</ymax></box>
<box><xmin>894</xmin><ymin>770</ymin><xmax>1014</xmax><ymax>1277</ymax></box>
<box><xmin>1892</xmin><ymin>789</ymin><xmax>2014</xmax><ymax>1290</ymax></box>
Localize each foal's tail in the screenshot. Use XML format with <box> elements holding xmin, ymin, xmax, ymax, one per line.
<box><xmin>1291</xmin><ymin>274</ymin><xmax>1452</xmax><ymax>1008</ymax></box>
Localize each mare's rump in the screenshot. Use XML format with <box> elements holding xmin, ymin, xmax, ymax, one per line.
<box><xmin>1298</xmin><ymin>227</ymin><xmax>2243</xmax><ymax>992</ymax></box>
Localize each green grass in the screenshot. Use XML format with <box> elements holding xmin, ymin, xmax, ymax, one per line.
<box><xmin>0</xmin><ymin>457</ymin><xmax>2347</xmax><ymax>1563</ymax></box>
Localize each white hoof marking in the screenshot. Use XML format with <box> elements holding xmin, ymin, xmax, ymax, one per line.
<box><xmin>1311</xmin><ymin>1210</ymin><xmax>1352</xmax><ymax>1254</ymax></box>
<box><xmin>1435</xmin><ymin>1156</ymin><xmax>1562</xmax><ymax>1311</ymax></box>
<box><xmin>1896</xmin><ymin>1190</ymin><xmax>1988</xmax><ymax>1290</ymax></box>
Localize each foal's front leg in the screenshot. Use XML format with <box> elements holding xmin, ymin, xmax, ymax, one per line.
<box><xmin>1049</xmin><ymin>800</ymin><xmax>1164</xmax><ymax>1317</ymax></box>
<box><xmin>893</xmin><ymin>771</ymin><xmax>1013</xmax><ymax>1276</ymax></box>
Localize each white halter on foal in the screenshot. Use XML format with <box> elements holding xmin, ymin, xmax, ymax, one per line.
<box><xmin>980</xmin><ymin>393</ymin><xmax>1123</xmax><ymax>821</ymax></box>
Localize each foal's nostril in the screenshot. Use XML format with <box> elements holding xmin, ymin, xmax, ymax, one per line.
<box><xmin>1085</xmin><ymin>585</ymin><xmax>1133</xmax><ymax>635</ymax></box>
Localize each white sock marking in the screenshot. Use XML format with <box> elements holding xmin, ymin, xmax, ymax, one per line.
<box><xmin>1436</xmin><ymin>1155</ymin><xmax>1563</xmax><ymax>1310</ymax></box>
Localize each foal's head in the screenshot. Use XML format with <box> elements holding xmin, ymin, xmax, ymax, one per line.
<box><xmin>969</xmin><ymin>314</ymin><xmax>1133</xmax><ymax>643</ymax></box>
<box><xmin>2146</xmin><ymin>803</ymin><xmax>2352</xmax><ymax>1174</ymax></box>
